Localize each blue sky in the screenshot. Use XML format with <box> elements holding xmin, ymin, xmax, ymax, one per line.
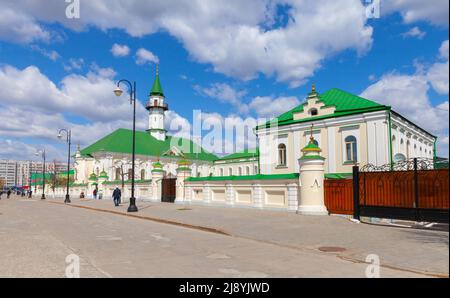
<box><xmin>0</xmin><ymin>0</ymin><xmax>448</xmax><ymax>161</ymax></box>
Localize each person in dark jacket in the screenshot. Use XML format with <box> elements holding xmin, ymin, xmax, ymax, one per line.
<box><xmin>112</xmin><ymin>187</ymin><xmax>121</xmax><ymax>207</ymax></box>
<box><xmin>7</xmin><ymin>189</ymin><xmax>11</xmax><ymax>198</ymax></box>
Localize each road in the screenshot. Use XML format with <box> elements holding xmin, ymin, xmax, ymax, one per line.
<box><xmin>0</xmin><ymin>196</ymin><xmax>443</xmax><ymax>277</ymax></box>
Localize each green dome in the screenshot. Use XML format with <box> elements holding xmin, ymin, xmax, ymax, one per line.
<box><xmin>301</xmin><ymin>137</ymin><xmax>321</xmax><ymax>153</ymax></box>
<box><xmin>177</xmin><ymin>159</ymin><xmax>191</xmax><ymax>166</ymax></box>
<box><xmin>88</xmin><ymin>172</ymin><xmax>98</xmax><ymax>181</ymax></box>
<box><xmin>98</xmin><ymin>170</ymin><xmax>108</xmax><ymax>179</ymax></box>
<box><xmin>152</xmin><ymin>161</ymin><xmax>163</xmax><ymax>168</ymax></box>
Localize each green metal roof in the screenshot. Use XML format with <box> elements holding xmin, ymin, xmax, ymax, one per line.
<box><xmin>80</xmin><ymin>128</ymin><xmax>217</xmax><ymax>162</ymax></box>
<box><xmin>215</xmin><ymin>148</ymin><xmax>259</xmax><ymax>162</ymax></box>
<box><xmin>150</xmin><ymin>74</ymin><xmax>164</xmax><ymax>97</ymax></box>
<box><xmin>258</xmin><ymin>88</ymin><xmax>389</xmax><ymax>129</ymax></box>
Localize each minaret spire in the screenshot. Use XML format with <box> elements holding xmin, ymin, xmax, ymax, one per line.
<box><xmin>146</xmin><ymin>64</ymin><xmax>168</xmax><ymax>141</ymax></box>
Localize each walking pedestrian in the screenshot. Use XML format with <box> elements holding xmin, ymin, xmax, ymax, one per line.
<box><xmin>7</xmin><ymin>189</ymin><xmax>11</xmax><ymax>199</ymax></box>
<box><xmin>93</xmin><ymin>188</ymin><xmax>97</xmax><ymax>199</ymax></box>
<box><xmin>112</xmin><ymin>187</ymin><xmax>121</xmax><ymax>207</ymax></box>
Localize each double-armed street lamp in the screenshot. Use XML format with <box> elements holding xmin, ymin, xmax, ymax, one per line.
<box><xmin>58</xmin><ymin>129</ymin><xmax>72</xmax><ymax>204</ymax></box>
<box><xmin>35</xmin><ymin>149</ymin><xmax>46</xmax><ymax>200</ymax></box>
<box><xmin>113</xmin><ymin>79</ymin><xmax>138</xmax><ymax>213</ymax></box>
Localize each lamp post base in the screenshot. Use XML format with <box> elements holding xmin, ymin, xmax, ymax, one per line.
<box><xmin>64</xmin><ymin>194</ymin><xmax>71</xmax><ymax>204</ymax></box>
<box><xmin>127</xmin><ymin>197</ymin><xmax>138</xmax><ymax>212</ymax></box>
<box><xmin>41</xmin><ymin>194</ymin><xmax>46</xmax><ymax>200</ymax></box>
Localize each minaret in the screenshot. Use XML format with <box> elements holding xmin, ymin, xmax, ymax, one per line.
<box><xmin>146</xmin><ymin>65</ymin><xmax>168</xmax><ymax>141</ymax></box>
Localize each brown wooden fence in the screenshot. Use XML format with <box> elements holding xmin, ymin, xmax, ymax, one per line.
<box><xmin>324</xmin><ymin>179</ymin><xmax>353</xmax><ymax>215</ymax></box>
<box><xmin>324</xmin><ymin>167</ymin><xmax>449</xmax><ymax>219</ymax></box>
<box><xmin>359</xmin><ymin>169</ymin><xmax>449</xmax><ymax>209</ymax></box>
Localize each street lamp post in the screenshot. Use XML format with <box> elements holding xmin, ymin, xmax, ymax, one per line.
<box><xmin>114</xmin><ymin>80</ymin><xmax>138</xmax><ymax>212</ymax></box>
<box><xmin>58</xmin><ymin>129</ymin><xmax>72</xmax><ymax>204</ymax></box>
<box><xmin>28</xmin><ymin>160</ymin><xmax>32</xmax><ymax>198</ymax></box>
<box><xmin>35</xmin><ymin>149</ymin><xmax>46</xmax><ymax>200</ymax></box>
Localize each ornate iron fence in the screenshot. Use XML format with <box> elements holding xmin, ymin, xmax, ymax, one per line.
<box><xmin>353</xmin><ymin>158</ymin><xmax>449</xmax><ymax>223</ymax></box>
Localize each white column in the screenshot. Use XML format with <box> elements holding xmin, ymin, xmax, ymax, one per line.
<box><xmin>287</xmin><ymin>183</ymin><xmax>299</xmax><ymax>212</ymax></box>
<box><xmin>225</xmin><ymin>183</ymin><xmax>235</xmax><ymax>206</ymax></box>
<box><xmin>151</xmin><ymin>171</ymin><xmax>164</xmax><ymax>202</ymax></box>
<box><xmin>203</xmin><ymin>183</ymin><xmax>211</xmax><ymax>204</ymax></box>
<box><xmin>252</xmin><ymin>183</ymin><xmax>264</xmax><ymax>208</ymax></box>
<box><xmin>175</xmin><ymin>168</ymin><xmax>191</xmax><ymax>203</ymax></box>
<box><xmin>297</xmin><ymin>158</ymin><xmax>327</xmax><ymax>215</ymax></box>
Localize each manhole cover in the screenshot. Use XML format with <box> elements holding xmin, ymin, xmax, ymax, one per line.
<box><xmin>318</xmin><ymin>246</ymin><xmax>346</xmax><ymax>253</ymax></box>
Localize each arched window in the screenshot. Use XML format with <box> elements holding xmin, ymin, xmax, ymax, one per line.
<box><xmin>345</xmin><ymin>136</ymin><xmax>357</xmax><ymax>162</ymax></box>
<box><xmin>278</xmin><ymin>143</ymin><xmax>287</xmax><ymax>166</ymax></box>
<box><xmin>140</xmin><ymin>169</ymin><xmax>145</xmax><ymax>180</ymax></box>
<box><xmin>254</xmin><ymin>166</ymin><xmax>258</xmax><ymax>174</ymax></box>
<box><xmin>228</xmin><ymin>168</ymin><xmax>233</xmax><ymax>176</ymax></box>
<box><xmin>406</xmin><ymin>140</ymin><xmax>411</xmax><ymax>159</ymax></box>
<box><xmin>115</xmin><ymin>168</ymin><xmax>121</xmax><ymax>180</ymax></box>
<box><xmin>309</xmin><ymin>108</ymin><xmax>318</xmax><ymax>116</ymax></box>
<box><xmin>220</xmin><ymin>168</ymin><xmax>224</xmax><ymax>176</ymax></box>
<box><xmin>238</xmin><ymin>167</ymin><xmax>242</xmax><ymax>176</ymax></box>
<box><xmin>245</xmin><ymin>166</ymin><xmax>250</xmax><ymax>175</ymax></box>
<box><xmin>128</xmin><ymin>168</ymin><xmax>133</xmax><ymax>180</ymax></box>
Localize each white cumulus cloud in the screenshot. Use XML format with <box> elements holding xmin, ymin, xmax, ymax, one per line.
<box><xmin>111</xmin><ymin>43</ymin><xmax>130</xmax><ymax>57</ymax></box>
<box><xmin>136</xmin><ymin>48</ymin><xmax>159</xmax><ymax>65</ymax></box>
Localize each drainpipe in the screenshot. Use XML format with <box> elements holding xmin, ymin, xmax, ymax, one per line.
<box><xmin>256</xmin><ymin>134</ymin><xmax>261</xmax><ymax>175</ymax></box>
<box><xmin>433</xmin><ymin>138</ymin><xmax>437</xmax><ymax>168</ymax></box>
<box><xmin>433</xmin><ymin>139</ymin><xmax>437</xmax><ymax>160</ymax></box>
<box><xmin>387</xmin><ymin>108</ymin><xmax>394</xmax><ymax>170</ymax></box>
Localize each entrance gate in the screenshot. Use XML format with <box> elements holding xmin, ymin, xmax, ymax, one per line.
<box><xmin>353</xmin><ymin>158</ymin><xmax>449</xmax><ymax>223</ymax></box>
<box><xmin>161</xmin><ymin>178</ymin><xmax>177</xmax><ymax>203</ymax></box>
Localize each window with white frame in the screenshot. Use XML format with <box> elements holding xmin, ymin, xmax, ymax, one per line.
<box><xmin>309</xmin><ymin>108</ymin><xmax>318</xmax><ymax>116</ymax></box>
<box><xmin>278</xmin><ymin>143</ymin><xmax>287</xmax><ymax>166</ymax></box>
<box><xmin>344</xmin><ymin>135</ymin><xmax>357</xmax><ymax>162</ymax></box>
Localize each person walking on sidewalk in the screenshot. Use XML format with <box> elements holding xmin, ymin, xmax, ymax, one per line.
<box><xmin>112</xmin><ymin>187</ymin><xmax>121</xmax><ymax>207</ymax></box>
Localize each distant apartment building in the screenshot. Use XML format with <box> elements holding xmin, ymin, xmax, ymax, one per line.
<box><xmin>0</xmin><ymin>159</ymin><xmax>70</xmax><ymax>187</ymax></box>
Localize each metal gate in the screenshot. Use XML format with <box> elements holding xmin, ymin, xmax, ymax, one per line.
<box><xmin>353</xmin><ymin>158</ymin><xmax>449</xmax><ymax>223</ymax></box>
<box><xmin>161</xmin><ymin>178</ymin><xmax>176</xmax><ymax>203</ymax></box>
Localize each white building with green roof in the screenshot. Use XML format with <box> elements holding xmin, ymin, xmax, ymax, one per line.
<box><xmin>182</xmin><ymin>84</ymin><xmax>437</xmax><ymax>212</ymax></box>
<box><xmin>255</xmin><ymin>84</ymin><xmax>436</xmax><ymax>176</ymax></box>
<box><xmin>69</xmin><ymin>73</ymin><xmax>436</xmax><ymax>210</ymax></box>
<box><xmin>73</xmin><ymin>70</ymin><xmax>218</xmax><ymax>196</ymax></box>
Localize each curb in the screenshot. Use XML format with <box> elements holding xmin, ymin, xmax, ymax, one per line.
<box><xmin>47</xmin><ymin>201</ymin><xmax>230</xmax><ymax>236</ymax></box>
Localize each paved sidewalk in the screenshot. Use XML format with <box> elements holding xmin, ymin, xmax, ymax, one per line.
<box><xmin>42</xmin><ymin>196</ymin><xmax>449</xmax><ymax>277</ymax></box>
<box><xmin>1</xmin><ymin>196</ymin><xmax>430</xmax><ymax>278</ymax></box>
